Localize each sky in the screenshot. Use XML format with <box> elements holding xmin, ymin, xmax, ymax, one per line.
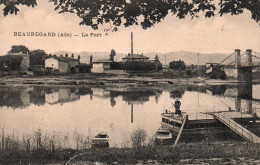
<box><xmin>0</xmin><ymin>0</ymin><xmax>260</xmax><ymax>55</ymax></box>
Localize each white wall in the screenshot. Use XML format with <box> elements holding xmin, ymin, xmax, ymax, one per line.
<box><xmin>58</xmin><ymin>61</ymin><xmax>69</xmax><ymax>73</ymax></box>
<box><xmin>92</xmin><ymin>63</ymin><xmax>104</xmax><ymax>73</ymax></box>
<box><xmin>20</xmin><ymin>55</ymin><xmax>30</xmax><ymax>72</ymax></box>
<box><xmin>45</xmin><ymin>58</ymin><xmax>59</xmax><ymax>70</ymax></box>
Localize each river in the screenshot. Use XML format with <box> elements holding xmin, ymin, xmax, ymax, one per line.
<box><xmin>0</xmin><ymin>84</ymin><xmax>259</xmax><ymax>148</ymax></box>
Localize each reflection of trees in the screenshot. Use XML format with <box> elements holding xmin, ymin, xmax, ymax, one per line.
<box><xmin>0</xmin><ymin>88</ymin><xmax>24</xmax><ymax>109</ymax></box>
<box><xmin>170</xmin><ymin>89</ymin><xmax>185</xmax><ymax>99</ymax></box>
<box><xmin>208</xmin><ymin>85</ymin><xmax>227</xmax><ymax>96</ymax></box>
<box><xmin>110</xmin><ymin>97</ymin><xmax>116</xmax><ymax>107</ymax></box>
<box><xmin>29</xmin><ymin>87</ymin><xmax>45</xmax><ymax>106</ymax></box>
<box><xmin>109</xmin><ymin>88</ymin><xmax>162</xmax><ymax>106</ymax></box>
<box><xmin>186</xmin><ymin>86</ymin><xmax>207</xmax><ymax>93</ymax></box>
<box><xmin>77</xmin><ymin>87</ymin><xmax>93</xmax><ymax>95</ymax></box>
<box><xmin>123</xmin><ymin>90</ymin><xmax>154</xmax><ymax>103</ymax></box>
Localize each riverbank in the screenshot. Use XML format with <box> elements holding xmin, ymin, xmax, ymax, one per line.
<box><xmin>0</xmin><ymin>142</ymin><xmax>259</xmax><ymax>164</ymax></box>
<box><xmin>0</xmin><ymin>74</ymin><xmax>205</xmax><ymax>87</ymax></box>
<box><xmin>2</xmin><ymin>74</ymin><xmax>259</xmax><ymax>88</ymax></box>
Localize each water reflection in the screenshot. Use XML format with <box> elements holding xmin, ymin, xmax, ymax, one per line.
<box><xmin>0</xmin><ymin>86</ymin><xmax>163</xmax><ymax>109</ymax></box>
<box><xmin>0</xmin><ymin>84</ymin><xmax>259</xmax><ymax>114</ymax></box>
<box><xmin>206</xmin><ymin>84</ymin><xmax>259</xmax><ymax>115</ymax></box>
<box><xmin>0</xmin><ymin>86</ymin><xmax>93</xmax><ymax>109</ymax></box>
<box><xmin>0</xmin><ymin>83</ymin><xmax>259</xmax><ymax>147</ymax></box>
<box><xmin>157</xmin><ymin>83</ymin><xmax>260</xmax><ymax>145</ymax></box>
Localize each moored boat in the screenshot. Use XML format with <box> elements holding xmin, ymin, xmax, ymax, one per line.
<box><xmin>155</xmin><ymin>128</ymin><xmax>173</xmax><ymax>145</ymax></box>
<box><xmin>91</xmin><ymin>132</ymin><xmax>109</xmax><ymax>148</ymax></box>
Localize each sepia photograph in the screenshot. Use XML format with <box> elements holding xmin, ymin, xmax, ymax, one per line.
<box><xmin>0</xmin><ymin>0</ymin><xmax>260</xmax><ymax>164</ymax></box>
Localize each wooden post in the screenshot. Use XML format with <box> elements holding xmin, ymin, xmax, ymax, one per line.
<box><xmin>174</xmin><ymin>115</ymin><xmax>187</xmax><ymax>146</ymax></box>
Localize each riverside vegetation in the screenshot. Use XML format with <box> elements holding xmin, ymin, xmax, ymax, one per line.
<box><xmin>0</xmin><ymin>128</ymin><xmax>259</xmax><ymax>164</ymax></box>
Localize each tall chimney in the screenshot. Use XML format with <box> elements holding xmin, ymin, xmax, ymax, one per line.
<box><xmin>131</xmin><ymin>32</ymin><xmax>133</xmax><ymax>55</ymax></box>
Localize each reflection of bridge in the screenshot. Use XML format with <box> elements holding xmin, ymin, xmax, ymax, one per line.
<box><xmin>209</xmin><ymin>49</ymin><xmax>260</xmax><ymax>82</ymax></box>
<box><xmin>221</xmin><ymin>84</ymin><xmax>260</xmax><ymax>115</ymax></box>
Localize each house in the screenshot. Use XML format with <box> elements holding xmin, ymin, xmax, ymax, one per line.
<box><xmin>122</xmin><ymin>53</ymin><xmax>149</xmax><ymax>62</ymax></box>
<box><xmin>91</xmin><ymin>59</ymin><xmax>112</xmax><ymax>73</ymax></box>
<box><xmin>45</xmin><ymin>55</ymin><xmax>80</xmax><ymax>73</ymax></box>
<box><xmin>206</xmin><ymin>63</ymin><xmax>220</xmax><ymax>68</ymax></box>
<box><xmin>205</xmin><ymin>63</ymin><xmax>221</xmax><ymax>74</ymax></box>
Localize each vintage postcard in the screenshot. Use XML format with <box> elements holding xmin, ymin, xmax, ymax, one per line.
<box><xmin>0</xmin><ymin>0</ymin><xmax>260</xmax><ymax>164</ymax></box>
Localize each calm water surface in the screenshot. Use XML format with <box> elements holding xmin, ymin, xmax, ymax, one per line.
<box><xmin>0</xmin><ymin>84</ymin><xmax>259</xmax><ymax>148</ymax></box>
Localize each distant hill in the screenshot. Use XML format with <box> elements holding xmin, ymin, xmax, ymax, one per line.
<box><xmin>53</xmin><ymin>51</ymin><xmax>229</xmax><ymax>65</ymax></box>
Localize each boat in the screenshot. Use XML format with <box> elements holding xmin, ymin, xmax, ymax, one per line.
<box><xmin>91</xmin><ymin>132</ymin><xmax>109</xmax><ymax>148</ymax></box>
<box><xmin>161</xmin><ymin>110</ymin><xmax>260</xmax><ymax>143</ymax></box>
<box><xmin>155</xmin><ymin>128</ymin><xmax>173</xmax><ymax>145</ymax></box>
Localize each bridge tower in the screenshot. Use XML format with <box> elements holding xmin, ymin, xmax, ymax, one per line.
<box><xmin>235</xmin><ymin>49</ymin><xmax>241</xmax><ymax>69</ymax></box>
<box><xmin>235</xmin><ymin>49</ymin><xmax>253</xmax><ymax>83</ymax></box>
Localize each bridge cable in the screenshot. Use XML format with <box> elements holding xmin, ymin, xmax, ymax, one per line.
<box><xmin>226</xmin><ymin>60</ymin><xmax>236</xmax><ymax>67</ymax></box>
<box><xmin>251</xmin><ymin>54</ymin><xmax>260</xmax><ymax>60</ymax></box>
<box><xmin>253</xmin><ymin>51</ymin><xmax>260</xmax><ymax>56</ymax></box>
<box><xmin>219</xmin><ymin>52</ymin><xmax>235</xmax><ymax>65</ymax></box>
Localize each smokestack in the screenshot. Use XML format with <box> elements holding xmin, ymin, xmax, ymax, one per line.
<box><xmin>131</xmin><ymin>32</ymin><xmax>133</xmax><ymax>55</ymax></box>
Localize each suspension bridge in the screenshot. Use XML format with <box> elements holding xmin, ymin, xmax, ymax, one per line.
<box><xmin>208</xmin><ymin>49</ymin><xmax>260</xmax><ymax>82</ymax></box>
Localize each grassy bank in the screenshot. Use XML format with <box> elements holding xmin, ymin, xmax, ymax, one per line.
<box><xmin>0</xmin><ymin>142</ymin><xmax>259</xmax><ymax>164</ymax></box>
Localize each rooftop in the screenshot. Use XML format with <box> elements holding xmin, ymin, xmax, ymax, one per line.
<box><xmin>93</xmin><ymin>59</ymin><xmax>112</xmax><ymax>63</ymax></box>
<box><xmin>122</xmin><ymin>54</ymin><xmax>149</xmax><ymax>59</ymax></box>
<box><xmin>47</xmin><ymin>56</ymin><xmax>79</xmax><ymax>62</ymax></box>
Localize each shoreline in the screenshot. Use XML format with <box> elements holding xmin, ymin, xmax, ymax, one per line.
<box><xmin>0</xmin><ymin>75</ymin><xmax>259</xmax><ymax>87</ymax></box>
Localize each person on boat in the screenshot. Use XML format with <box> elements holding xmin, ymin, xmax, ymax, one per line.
<box><xmin>173</xmin><ymin>99</ymin><xmax>182</xmax><ymax>115</ymax></box>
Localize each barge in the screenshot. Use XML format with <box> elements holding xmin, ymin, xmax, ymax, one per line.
<box><xmin>161</xmin><ymin>110</ymin><xmax>260</xmax><ymax>143</ymax></box>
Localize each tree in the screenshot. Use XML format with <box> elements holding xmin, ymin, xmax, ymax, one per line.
<box><xmin>0</xmin><ymin>56</ymin><xmax>23</xmax><ymax>71</ymax></box>
<box><xmin>109</xmin><ymin>49</ymin><xmax>116</xmax><ymax>62</ymax></box>
<box><xmin>207</xmin><ymin>67</ymin><xmax>227</xmax><ymax>80</ymax></box>
<box><xmin>1</xmin><ymin>1</ymin><xmax>259</xmax><ymax>31</ymax></box>
<box><xmin>29</xmin><ymin>49</ymin><xmax>47</xmax><ymax>66</ymax></box>
<box><xmin>90</xmin><ymin>55</ymin><xmax>93</xmax><ymax>64</ymax></box>
<box><xmin>154</xmin><ymin>55</ymin><xmax>162</xmax><ymax>71</ymax></box>
<box><xmin>122</xmin><ymin>61</ymin><xmax>157</xmax><ymax>71</ymax></box>
<box><xmin>169</xmin><ymin>60</ymin><xmax>186</xmax><ymax>70</ymax></box>
<box><xmin>8</xmin><ymin>45</ymin><xmax>29</xmax><ymax>54</ymax></box>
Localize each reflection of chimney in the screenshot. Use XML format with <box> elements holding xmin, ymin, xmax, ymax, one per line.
<box><xmin>131</xmin><ymin>103</ymin><xmax>133</xmax><ymax>123</ymax></box>
<box><xmin>131</xmin><ymin>32</ymin><xmax>133</xmax><ymax>55</ymax></box>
